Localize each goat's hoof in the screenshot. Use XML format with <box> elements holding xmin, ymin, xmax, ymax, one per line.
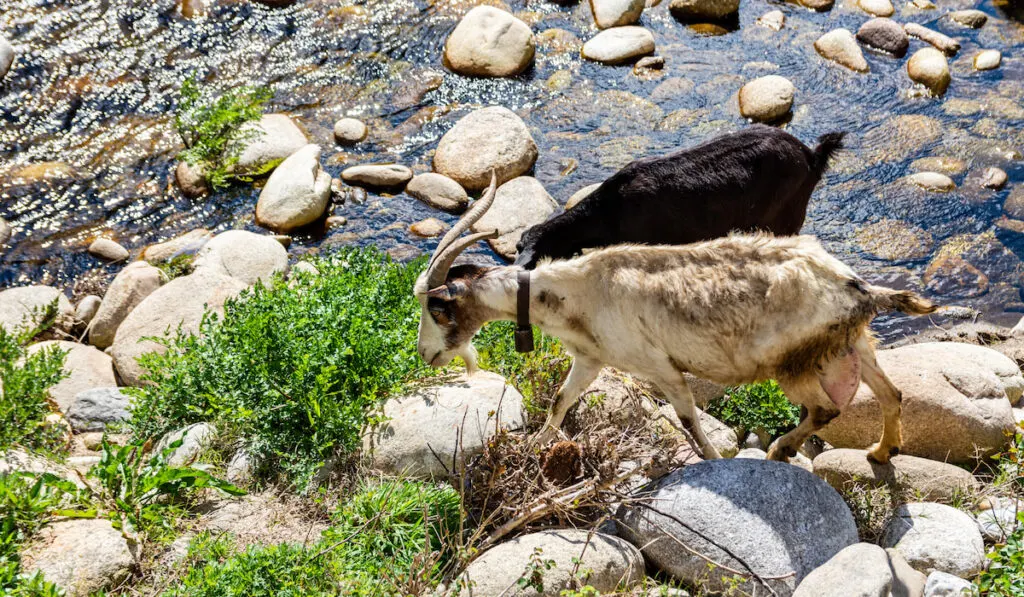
<box><xmin>866</xmin><ymin>443</ymin><xmax>895</xmax><ymax>464</ymax></box>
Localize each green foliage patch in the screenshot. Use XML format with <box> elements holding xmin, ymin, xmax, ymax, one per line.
<box><xmin>175</xmin><ymin>76</ymin><xmax>272</xmax><ymax>191</ymax></box>
<box><xmin>474</xmin><ymin>321</ymin><xmax>571</xmax><ymax>420</ymax></box>
<box><xmin>129</xmin><ymin>249</ymin><xmax>430</xmax><ymax>485</ymax></box>
<box><xmin>705</xmin><ymin>380</ymin><xmax>800</xmax><ymax>441</ymax></box>
<box><xmin>0</xmin><ymin>323</ymin><xmax>67</xmax><ymax>457</ymax></box>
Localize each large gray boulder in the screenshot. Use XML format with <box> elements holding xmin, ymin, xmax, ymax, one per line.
<box><xmin>340</xmin><ymin>164</ymin><xmax>413</xmax><ymax>189</ymax></box>
<box><xmin>255</xmin><ymin>144</ymin><xmax>332</xmax><ymax>233</ymax></box>
<box><xmin>27</xmin><ymin>341</ymin><xmax>117</xmax><ymax>413</ymax></box>
<box><xmin>111</xmin><ymin>269</ymin><xmax>247</xmax><ymax>386</ymax></box>
<box><xmin>88</xmin><ymin>261</ymin><xmax>166</xmax><ymax>349</ymax></box>
<box><xmin>882</xmin><ymin>503</ymin><xmax>985</xmax><ymax>579</ymax></box>
<box><xmin>443</xmin><ymin>6</ymin><xmax>535</xmax><ymax>78</ymax></box>
<box><xmin>406</xmin><ymin>173</ymin><xmax>469</xmax><ymax>214</ymax></box>
<box><xmin>139</xmin><ymin>229</ymin><xmax>213</xmax><ymax>264</ymax></box>
<box><xmin>456</xmin><ymin>530</ymin><xmax>644</xmax><ymax>596</ymax></box>
<box><xmin>0</xmin><ymin>286</ymin><xmax>74</xmax><ymax>336</ymax></box>
<box><xmin>21</xmin><ymin>518</ymin><xmax>134</xmax><ymax>597</ymax></box>
<box><xmin>433</xmin><ymin>106</ymin><xmax>538</xmax><ymax>192</ymax></box>
<box><xmin>793</xmin><ymin>543</ymin><xmax>922</xmax><ymax>597</ymax></box>
<box><xmin>812</xmin><ymin>448</ymin><xmax>978</xmax><ymax>501</ymax></box>
<box><xmin>194</xmin><ymin>230</ymin><xmax>288</xmax><ymax>286</ymax></box>
<box><xmin>364</xmin><ymin>371</ymin><xmax>524</xmax><ymax>478</ymax></box>
<box><xmin>66</xmin><ymin>388</ymin><xmax>132</xmax><ymax>432</ymax></box>
<box><xmin>617</xmin><ymin>459</ymin><xmax>858</xmax><ymax>596</ymax></box>
<box><xmin>471</xmin><ymin>176</ymin><xmax>557</xmax><ymax>260</ymax></box>
<box><xmin>818</xmin><ymin>343</ymin><xmax>1024</xmax><ymax>463</ymax></box>
<box><xmin>231</xmin><ymin>114</ymin><xmax>308</xmax><ymax>175</ymax></box>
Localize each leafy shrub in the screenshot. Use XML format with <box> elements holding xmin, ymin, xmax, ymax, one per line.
<box><xmin>0</xmin><ymin>324</ymin><xmax>67</xmax><ymax>456</ymax></box>
<box><xmin>705</xmin><ymin>380</ymin><xmax>800</xmax><ymax>441</ymax></box>
<box><xmin>0</xmin><ymin>472</ymin><xmax>70</xmax><ymax>595</ymax></box>
<box><xmin>164</xmin><ymin>481</ymin><xmax>462</xmax><ymax>597</ymax></box>
<box><xmin>129</xmin><ymin>249</ymin><xmax>429</xmax><ymax>485</ymax></box>
<box><xmin>474</xmin><ymin>321</ymin><xmax>571</xmax><ymax>420</ymax></box>
<box><xmin>977</xmin><ymin>511</ymin><xmax>1024</xmax><ymax>595</ymax></box>
<box><xmin>175</xmin><ymin>76</ymin><xmax>272</xmax><ymax>190</ymax></box>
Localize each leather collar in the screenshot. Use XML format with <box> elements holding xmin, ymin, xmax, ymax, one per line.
<box><xmin>514</xmin><ymin>270</ymin><xmax>534</xmax><ymax>353</ymax></box>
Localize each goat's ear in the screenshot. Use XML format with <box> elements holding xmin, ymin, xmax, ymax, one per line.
<box><xmin>426</xmin><ymin>281</ymin><xmax>469</xmax><ymax>301</ymax></box>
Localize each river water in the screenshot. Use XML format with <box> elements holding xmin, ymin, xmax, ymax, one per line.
<box><xmin>0</xmin><ymin>0</ymin><xmax>1021</xmax><ymax>340</ymax></box>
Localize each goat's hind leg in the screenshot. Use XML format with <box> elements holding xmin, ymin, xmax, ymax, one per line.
<box><xmin>656</xmin><ymin>376</ymin><xmax>722</xmax><ymax>460</ymax></box>
<box><xmin>767</xmin><ymin>376</ymin><xmax>840</xmax><ymax>462</ymax></box>
<box><xmin>854</xmin><ymin>335</ymin><xmax>903</xmax><ymax>464</ymax></box>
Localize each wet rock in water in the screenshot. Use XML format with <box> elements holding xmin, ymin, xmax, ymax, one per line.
<box><xmin>409</xmin><ymin>218</ymin><xmax>448</xmax><ymax>238</ymax></box>
<box><xmin>858</xmin><ymin>0</ymin><xmax>894</xmax><ymax>17</ymax></box>
<box><xmin>817</xmin><ymin>343</ymin><xmax>1024</xmax><ymax>463</ymax></box>
<box><xmin>0</xmin><ymin>286</ymin><xmax>75</xmax><ymax>336</ymax></box>
<box><xmin>617</xmin><ymin>459</ymin><xmax>858</xmax><ymax>595</ymax></box>
<box><xmin>386</xmin><ymin>244</ymin><xmax>421</xmax><ymax>263</ymax></box>
<box><xmin>792</xmin><ymin>543</ymin><xmax>919</xmax><ymax>597</ymax></box>
<box><xmin>178</xmin><ymin>0</ymin><xmax>209</xmax><ymax>18</ymax></box>
<box><xmin>633</xmin><ymin>55</ymin><xmax>665</xmax><ymax>76</ymax></box>
<box><xmin>924</xmin><ymin>571</ymin><xmax>975</xmax><ymax>596</ymax></box>
<box><xmin>88</xmin><ymin>262</ymin><xmax>165</xmax><ymax>349</ymax></box>
<box><xmin>590</xmin><ymin>0</ymin><xmax>646</xmax><ymax>29</ymax></box>
<box><xmin>581</xmin><ymin>26</ymin><xmax>656</xmax><ymax>65</ymax></box>
<box><xmin>175</xmin><ymin>161</ymin><xmax>210</xmax><ymax>198</ymax></box>
<box><xmin>910</xmin><ymin>156</ymin><xmax>966</xmax><ymax>175</ymax></box>
<box><xmin>566</xmin><ymin>182</ymin><xmax>602</xmax><ymax>210</ymax></box>
<box><xmin>194</xmin><ymin>230</ymin><xmax>289</xmax><ymax>286</ymax></box>
<box><xmin>909</xmin><ymin>171</ymin><xmax>955</xmax><ymax>191</ymax></box>
<box><xmin>27</xmin><ymin>341</ymin><xmax>117</xmax><ymax>414</ymax></box>
<box><xmin>66</xmin><ymin>388</ymin><xmax>132</xmax><ymax>433</ymax></box>
<box><xmin>669</xmin><ymin>0</ymin><xmax>740</xmax><ymax>20</ymax></box>
<box><xmin>471</xmin><ymin>176</ymin><xmax>557</xmax><ymax>260</ymax></box>
<box><xmin>924</xmin><ymin>254</ymin><xmax>988</xmax><ymax>297</ymax></box>
<box><xmin>455</xmin><ymin>530</ymin><xmax>645</xmax><ymax>596</ymax></box>
<box><xmin>978</xmin><ymin>166</ymin><xmax>1008</xmax><ymax>189</ymax></box>
<box><xmin>756</xmin><ymin>10</ymin><xmax>785</xmax><ymax>30</ymax></box>
<box><xmin>0</xmin><ymin>217</ymin><xmax>10</xmax><ymax>246</ymax></box>
<box><xmin>112</xmin><ymin>269</ymin><xmax>247</xmax><ymax>386</ymax></box>
<box><xmin>855</xmin><ymin>219</ymin><xmax>933</xmax><ymax>261</ymax></box>
<box><xmin>156</xmin><ymin>422</ymin><xmax>218</xmax><ymax>467</ymax></box>
<box><xmin>856</xmin><ymin>18</ymin><xmax>909</xmax><ymax>57</ymax></box>
<box><xmin>232</xmin><ymin>114</ymin><xmax>309</xmax><ymax>176</ymax></box>
<box><xmin>255</xmin><ymin>144</ymin><xmax>332</xmax><ymax>233</ymax></box>
<box><xmin>140</xmin><ymin>229</ymin><xmax>213</xmax><ymax>264</ymax></box>
<box><xmin>798</xmin><ymin>0</ymin><xmax>834</xmax><ymax>10</ymax></box>
<box><xmin>325</xmin><ymin>216</ymin><xmax>347</xmax><ymax>230</ymax></box>
<box><xmin>332</xmin><ymin>117</ymin><xmax>367</xmax><ymax>145</ymax></box>
<box><xmin>75</xmin><ymin>296</ymin><xmax>101</xmax><ymax>327</ymax></box>
<box><xmin>21</xmin><ymin>518</ymin><xmax>133</xmax><ymax>597</ymax></box>
<box><xmin>406</xmin><ymin>173</ymin><xmax>468</xmax><ymax>214</ymax></box>
<box><xmin>87</xmin><ymin>238</ymin><xmax>129</xmax><ymax>262</ymax></box>
<box><xmin>738</xmin><ymin>75</ymin><xmax>795</xmax><ymax>122</ymax></box>
<box><xmin>882</xmin><ymin>502</ymin><xmax>985</xmax><ymax>578</ymax></box>
<box><xmin>904</xmin><ymin>23</ymin><xmax>960</xmax><ymax>56</ymax></box>
<box><xmin>341</xmin><ymin>164</ymin><xmax>413</xmax><ymax>189</ymax></box>
<box><xmin>948</xmin><ymin>9</ymin><xmax>987</xmax><ymax>28</ymax></box>
<box><xmin>974</xmin><ymin>50</ymin><xmax>1001</xmax><ymax>71</ymax></box>
<box><xmin>815</xmin><ymin>29</ymin><xmax>870</xmax><ymax>72</ymax></box>
<box><xmin>0</xmin><ymin>36</ymin><xmax>12</xmax><ymax>81</ymax></box>
<box><xmin>444</xmin><ymin>6</ymin><xmax>535</xmax><ymax>78</ymax></box>
<box><xmin>536</xmin><ymin>28</ymin><xmax>583</xmax><ymax>55</ymax></box>
<box><xmin>433</xmin><ymin>106</ymin><xmax>538</xmax><ymax>192</ymax></box>
<box><xmin>812</xmin><ymin>448</ymin><xmax>978</xmax><ymax>501</ymax></box>
<box><xmin>365</xmin><ymin>371</ymin><xmax>524</xmax><ymax>478</ymax></box>
<box><xmin>908</xmin><ymin>48</ymin><xmax>951</xmax><ymax>95</ymax></box>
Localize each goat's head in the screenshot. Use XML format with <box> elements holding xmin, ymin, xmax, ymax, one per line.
<box><xmin>415</xmin><ymin>172</ymin><xmax>500</xmax><ymax>373</ymax></box>
<box><xmin>513</xmin><ymin>224</ymin><xmax>544</xmax><ymax>269</ymax></box>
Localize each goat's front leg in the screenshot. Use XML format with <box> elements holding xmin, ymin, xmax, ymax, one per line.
<box><xmin>533</xmin><ymin>357</ymin><xmax>602</xmax><ymax>445</ymax></box>
<box><xmin>657</xmin><ymin>376</ymin><xmax>722</xmax><ymax>460</ymax></box>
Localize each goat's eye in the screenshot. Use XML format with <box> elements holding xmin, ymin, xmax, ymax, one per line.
<box><xmin>429</xmin><ymin>308</ymin><xmax>451</xmax><ymax>326</ymax></box>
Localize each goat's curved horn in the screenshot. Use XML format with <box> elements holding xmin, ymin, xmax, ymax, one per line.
<box><xmin>424</xmin><ymin>171</ymin><xmax>499</xmax><ymax>289</ymax></box>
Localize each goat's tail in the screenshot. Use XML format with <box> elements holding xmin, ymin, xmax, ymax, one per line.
<box><xmin>811</xmin><ymin>132</ymin><xmax>846</xmax><ymax>176</ymax></box>
<box><xmin>868</xmin><ymin>285</ymin><xmax>938</xmax><ymax>315</ymax></box>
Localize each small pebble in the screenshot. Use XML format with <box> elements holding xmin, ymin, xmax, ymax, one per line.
<box><xmin>974</xmin><ymin>50</ymin><xmax>1001</xmax><ymax>71</ymax></box>
<box><xmin>979</xmin><ymin>167</ymin><xmax>1008</xmax><ymax>189</ymax></box>
<box><xmin>88</xmin><ymin>238</ymin><xmax>130</xmax><ymax>262</ymax></box>
<box><xmin>0</xmin><ymin>217</ymin><xmax>10</xmax><ymax>246</ymax></box>
<box><xmin>333</xmin><ymin>117</ymin><xmax>368</xmax><ymax>145</ymax></box>
<box><xmin>911</xmin><ymin>0</ymin><xmax>935</xmax><ymax>8</ymax></box>
<box><xmin>633</xmin><ymin>55</ymin><xmax>665</xmax><ymax>75</ymax></box>
<box><xmin>904</xmin><ymin>23</ymin><xmax>960</xmax><ymax>56</ymax></box>
<box><xmin>409</xmin><ymin>218</ymin><xmax>449</xmax><ymax>238</ymax></box>
<box><xmin>859</xmin><ymin>0</ymin><xmax>894</xmax><ymax>17</ymax></box>
<box><xmin>325</xmin><ymin>216</ymin><xmax>348</xmax><ymax>230</ymax></box>
<box><xmin>756</xmin><ymin>10</ymin><xmax>785</xmax><ymax>30</ymax></box>
<box><xmin>909</xmin><ymin>171</ymin><xmax>955</xmax><ymax>191</ymax></box>
<box><xmin>948</xmin><ymin>9</ymin><xmax>987</xmax><ymax>28</ymax></box>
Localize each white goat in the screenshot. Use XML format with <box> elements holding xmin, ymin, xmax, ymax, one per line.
<box><xmin>415</xmin><ymin>174</ymin><xmax>937</xmax><ymax>463</ymax></box>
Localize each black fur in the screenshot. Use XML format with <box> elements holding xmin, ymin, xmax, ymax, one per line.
<box><xmin>514</xmin><ymin>125</ymin><xmax>846</xmax><ymax>269</ymax></box>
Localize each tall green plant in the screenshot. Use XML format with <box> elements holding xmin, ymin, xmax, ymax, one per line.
<box><xmin>705</xmin><ymin>380</ymin><xmax>800</xmax><ymax>441</ymax></box>
<box><xmin>0</xmin><ymin>323</ymin><xmax>67</xmax><ymax>456</ymax></box>
<box><xmin>129</xmin><ymin>249</ymin><xmax>429</xmax><ymax>485</ymax></box>
<box><xmin>175</xmin><ymin>76</ymin><xmax>272</xmax><ymax>191</ymax></box>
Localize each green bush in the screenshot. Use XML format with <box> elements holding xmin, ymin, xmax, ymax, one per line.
<box><xmin>0</xmin><ymin>324</ymin><xmax>67</xmax><ymax>456</ymax></box>
<box><xmin>977</xmin><ymin>511</ymin><xmax>1024</xmax><ymax>596</ymax></box>
<box><xmin>175</xmin><ymin>76</ymin><xmax>272</xmax><ymax>190</ymax></box>
<box><xmin>0</xmin><ymin>472</ymin><xmax>70</xmax><ymax>595</ymax></box>
<box><xmin>129</xmin><ymin>249</ymin><xmax>430</xmax><ymax>485</ymax></box>
<box><xmin>474</xmin><ymin>321</ymin><xmax>571</xmax><ymax>418</ymax></box>
<box><xmin>705</xmin><ymin>380</ymin><xmax>800</xmax><ymax>441</ymax></box>
<box><xmin>164</xmin><ymin>481</ymin><xmax>462</xmax><ymax>597</ymax></box>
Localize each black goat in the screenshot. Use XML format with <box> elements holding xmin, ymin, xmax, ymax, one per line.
<box><xmin>513</xmin><ymin>125</ymin><xmax>845</xmax><ymax>269</ymax></box>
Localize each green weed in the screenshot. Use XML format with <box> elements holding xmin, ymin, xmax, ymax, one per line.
<box><xmin>705</xmin><ymin>380</ymin><xmax>800</xmax><ymax>442</ymax></box>
<box><xmin>0</xmin><ymin>323</ymin><xmax>67</xmax><ymax>456</ymax></box>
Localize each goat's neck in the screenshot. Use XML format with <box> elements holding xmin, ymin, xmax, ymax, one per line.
<box><xmin>474</xmin><ymin>266</ymin><xmax>580</xmax><ymax>331</ymax></box>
